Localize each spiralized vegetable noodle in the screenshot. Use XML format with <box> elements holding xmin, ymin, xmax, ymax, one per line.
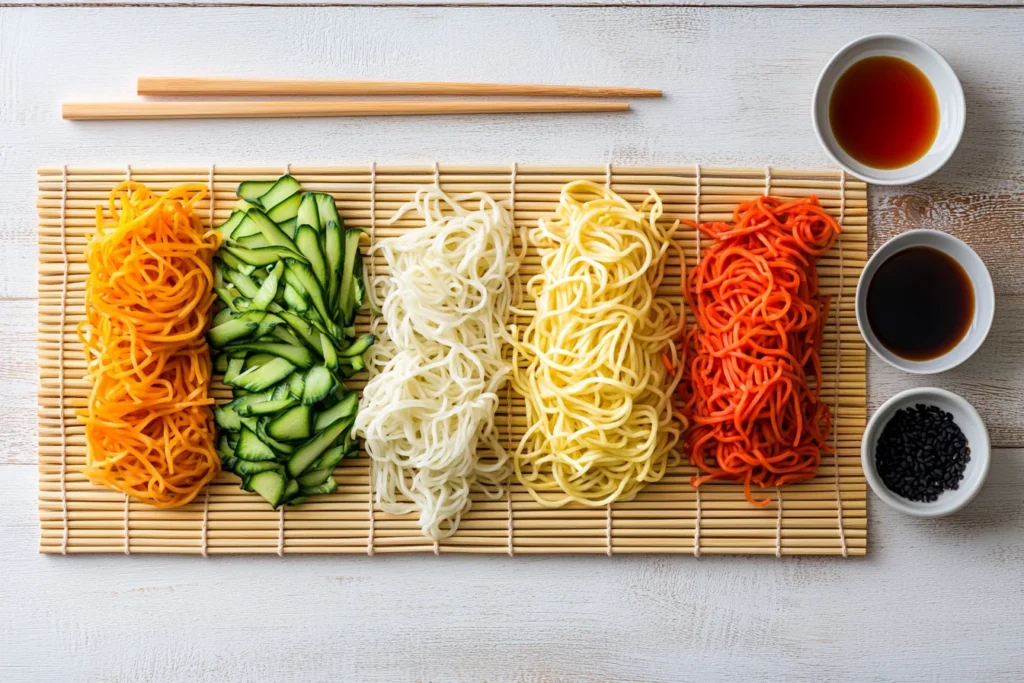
<box><xmin>354</xmin><ymin>189</ymin><xmax>522</xmax><ymax>540</ymax></box>
<box><xmin>511</xmin><ymin>180</ymin><xmax>685</xmax><ymax>507</ymax></box>
<box><xmin>77</xmin><ymin>181</ymin><xmax>221</xmax><ymax>507</ymax></box>
<box><xmin>677</xmin><ymin>195</ymin><xmax>840</xmax><ymax>506</ymax></box>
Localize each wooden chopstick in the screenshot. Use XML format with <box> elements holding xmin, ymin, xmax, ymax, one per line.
<box><xmin>62</xmin><ymin>100</ymin><xmax>629</xmax><ymax>120</ymax></box>
<box><xmin>137</xmin><ymin>77</ymin><xmax>662</xmax><ymax>99</ymax></box>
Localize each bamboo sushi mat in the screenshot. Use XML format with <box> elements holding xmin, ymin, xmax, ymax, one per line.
<box><xmin>37</xmin><ymin>164</ymin><xmax>868</xmax><ymax>556</ymax></box>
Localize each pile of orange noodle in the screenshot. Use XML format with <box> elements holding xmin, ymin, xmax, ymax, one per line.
<box><xmin>77</xmin><ymin>181</ymin><xmax>221</xmax><ymax>507</ymax></box>
<box><xmin>674</xmin><ymin>196</ymin><xmax>841</xmax><ymax>506</ymax></box>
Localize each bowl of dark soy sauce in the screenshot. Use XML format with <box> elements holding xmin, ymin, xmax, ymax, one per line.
<box><xmin>856</xmin><ymin>229</ymin><xmax>994</xmax><ymax>374</ymax></box>
<box><xmin>862</xmin><ymin>387</ymin><xmax>990</xmax><ymax>517</ymax></box>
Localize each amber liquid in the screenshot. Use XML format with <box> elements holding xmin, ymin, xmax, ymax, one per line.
<box><xmin>866</xmin><ymin>246</ymin><xmax>974</xmax><ymax>361</ymax></box>
<box><xmin>829</xmin><ymin>56</ymin><xmax>940</xmax><ymax>169</ymax></box>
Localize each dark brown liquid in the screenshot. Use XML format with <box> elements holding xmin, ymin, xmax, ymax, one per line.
<box><xmin>866</xmin><ymin>246</ymin><xmax>974</xmax><ymax>361</ymax></box>
<box><xmin>829</xmin><ymin>56</ymin><xmax>939</xmax><ymax>169</ymax></box>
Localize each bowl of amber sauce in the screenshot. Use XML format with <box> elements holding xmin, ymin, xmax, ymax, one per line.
<box><xmin>812</xmin><ymin>34</ymin><xmax>965</xmax><ymax>185</ymax></box>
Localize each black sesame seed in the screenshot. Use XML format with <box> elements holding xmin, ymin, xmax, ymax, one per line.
<box><xmin>874</xmin><ymin>404</ymin><xmax>970</xmax><ymax>503</ymax></box>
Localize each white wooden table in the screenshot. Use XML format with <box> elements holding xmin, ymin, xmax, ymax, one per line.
<box><xmin>2</xmin><ymin>4</ymin><xmax>1023</xmax><ymax>681</ymax></box>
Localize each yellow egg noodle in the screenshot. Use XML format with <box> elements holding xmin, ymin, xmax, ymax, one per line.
<box><xmin>354</xmin><ymin>188</ymin><xmax>524</xmax><ymax>540</ymax></box>
<box><xmin>511</xmin><ymin>180</ymin><xmax>686</xmax><ymax>507</ymax></box>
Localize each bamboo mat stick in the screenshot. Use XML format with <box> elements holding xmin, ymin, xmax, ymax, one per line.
<box><xmin>34</xmin><ymin>166</ymin><xmax>870</xmax><ymax>196</ymax></box>
<box><xmin>137</xmin><ymin>77</ymin><xmax>663</xmax><ymax>99</ymax></box>
<box><xmin>62</xmin><ymin>100</ymin><xmax>630</xmax><ymax>121</ymax></box>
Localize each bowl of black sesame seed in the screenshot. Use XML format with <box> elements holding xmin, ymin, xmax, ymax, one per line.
<box><xmin>862</xmin><ymin>387</ymin><xmax>990</xmax><ymax>516</ymax></box>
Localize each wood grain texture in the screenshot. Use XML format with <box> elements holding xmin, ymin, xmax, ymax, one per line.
<box><xmin>3</xmin><ymin>4</ymin><xmax>1024</xmax><ymax>681</ymax></box>
<box><xmin>874</xmin><ymin>189</ymin><xmax>1024</xmax><ymax>295</ymax></box>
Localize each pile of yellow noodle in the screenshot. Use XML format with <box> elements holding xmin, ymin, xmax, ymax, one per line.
<box><xmin>77</xmin><ymin>181</ymin><xmax>220</xmax><ymax>507</ymax></box>
<box><xmin>511</xmin><ymin>180</ymin><xmax>686</xmax><ymax>507</ymax></box>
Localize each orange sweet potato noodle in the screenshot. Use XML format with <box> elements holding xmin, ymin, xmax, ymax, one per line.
<box><xmin>675</xmin><ymin>196</ymin><xmax>841</xmax><ymax>506</ymax></box>
<box><xmin>77</xmin><ymin>181</ymin><xmax>221</xmax><ymax>507</ymax></box>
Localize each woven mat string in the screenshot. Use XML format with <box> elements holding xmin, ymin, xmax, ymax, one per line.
<box><xmin>123</xmin><ymin>496</ymin><xmax>131</xmax><ymax>555</ymax></box>
<box><xmin>506</xmin><ymin>162</ymin><xmax>518</xmax><ymax>557</ymax></box>
<box><xmin>605</xmin><ymin>504</ymin><xmax>613</xmax><ymax>557</ymax></box>
<box><xmin>58</xmin><ymin>165</ymin><xmax>70</xmax><ymax>555</ymax></box>
<box><xmin>506</xmin><ymin>488</ymin><xmax>514</xmax><ymax>557</ymax></box>
<box><xmin>200</xmin><ymin>486</ymin><xmax>210</xmax><ymax>557</ymax></box>
<box><xmin>692</xmin><ymin>163</ymin><xmax>703</xmax><ymax>559</ymax></box>
<box><xmin>369</xmin><ymin>161</ymin><xmax>377</xmax><ymax>280</ymax></box>
<box><xmin>604</xmin><ymin>161</ymin><xmax>614</xmax><ymax>557</ymax></box>
<box><xmin>430</xmin><ymin>160</ymin><xmax>443</xmax><ymax>558</ymax></box>
<box><xmin>276</xmin><ymin>507</ymin><xmax>285</xmax><ymax>556</ymax></box>
<box><xmin>273</xmin><ymin>164</ymin><xmax>292</xmax><ymax>558</ymax></box>
<box><xmin>367</xmin><ymin>161</ymin><xmax>378</xmax><ymax>557</ymax></box>
<box><xmin>207</xmin><ymin>163</ymin><xmax>216</xmax><ymax>229</ymax></box>
<box><xmin>693</xmin><ymin>487</ymin><xmax>702</xmax><ymax>558</ymax></box>
<box><xmin>833</xmin><ymin>171</ymin><xmax>849</xmax><ymax>557</ymax></box>
<box><xmin>694</xmin><ymin>163</ymin><xmax>702</xmax><ymax>252</ymax></box>
<box><xmin>201</xmin><ymin>163</ymin><xmax>215</xmax><ymax>558</ymax></box>
<box><xmin>765</xmin><ymin>166</ymin><xmax>772</xmax><ymax>195</ymax></box>
<box><xmin>122</xmin><ymin>165</ymin><xmax>133</xmax><ymax>555</ymax></box>
<box><xmin>775</xmin><ymin>488</ymin><xmax>784</xmax><ymax>558</ymax></box>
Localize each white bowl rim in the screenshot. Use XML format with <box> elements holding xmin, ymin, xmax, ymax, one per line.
<box><xmin>811</xmin><ymin>32</ymin><xmax>966</xmax><ymax>186</ymax></box>
<box><xmin>855</xmin><ymin>229</ymin><xmax>994</xmax><ymax>375</ymax></box>
<box><xmin>861</xmin><ymin>387</ymin><xmax>990</xmax><ymax>517</ymax></box>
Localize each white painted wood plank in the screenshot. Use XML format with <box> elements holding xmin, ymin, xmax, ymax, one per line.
<box><xmin>4</xmin><ymin>6</ymin><xmax>1024</xmax><ymax>681</ymax></box>
<box><xmin>3</xmin><ymin>458</ymin><xmax>1024</xmax><ymax>681</ymax></box>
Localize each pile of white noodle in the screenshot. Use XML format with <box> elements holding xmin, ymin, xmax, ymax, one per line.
<box><xmin>354</xmin><ymin>188</ymin><xmax>522</xmax><ymax>540</ymax></box>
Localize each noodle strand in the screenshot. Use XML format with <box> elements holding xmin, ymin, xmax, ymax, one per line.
<box><xmin>512</xmin><ymin>180</ymin><xmax>685</xmax><ymax>507</ymax></box>
<box><xmin>77</xmin><ymin>181</ymin><xmax>221</xmax><ymax>508</ymax></box>
<box><xmin>354</xmin><ymin>188</ymin><xmax>523</xmax><ymax>540</ymax></box>
<box><xmin>677</xmin><ymin>195</ymin><xmax>840</xmax><ymax>506</ymax></box>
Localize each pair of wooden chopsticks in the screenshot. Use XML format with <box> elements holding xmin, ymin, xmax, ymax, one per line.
<box><xmin>62</xmin><ymin>77</ymin><xmax>662</xmax><ymax>120</ymax></box>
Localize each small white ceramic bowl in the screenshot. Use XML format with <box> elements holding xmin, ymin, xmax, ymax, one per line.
<box><xmin>855</xmin><ymin>229</ymin><xmax>994</xmax><ymax>374</ymax></box>
<box><xmin>812</xmin><ymin>33</ymin><xmax>966</xmax><ymax>185</ymax></box>
<box><xmin>862</xmin><ymin>387</ymin><xmax>989</xmax><ymax>517</ymax></box>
